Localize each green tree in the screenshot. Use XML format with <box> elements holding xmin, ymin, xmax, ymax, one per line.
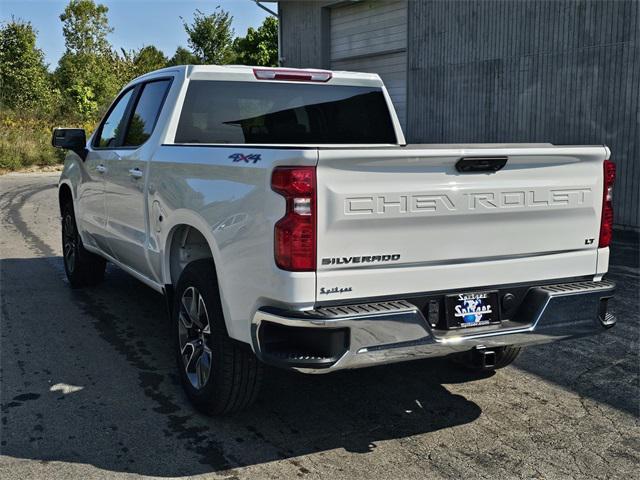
<box><xmin>133</xmin><ymin>45</ymin><xmax>167</xmax><ymax>73</ymax></box>
<box><xmin>113</xmin><ymin>48</ymin><xmax>137</xmax><ymax>85</ymax></box>
<box><xmin>182</xmin><ymin>7</ymin><xmax>234</xmax><ymax>64</ymax></box>
<box><xmin>54</xmin><ymin>0</ymin><xmax>118</xmax><ymax>119</ymax></box>
<box><xmin>55</xmin><ymin>51</ymin><xmax>119</xmax><ymax>119</ymax></box>
<box><xmin>0</xmin><ymin>19</ymin><xmax>56</xmax><ymax>112</ymax></box>
<box><xmin>112</xmin><ymin>45</ymin><xmax>167</xmax><ymax>86</ymax></box>
<box><xmin>234</xmin><ymin>16</ymin><xmax>278</xmax><ymax>67</ymax></box>
<box><xmin>60</xmin><ymin>0</ymin><xmax>112</xmax><ymax>55</ymax></box>
<box><xmin>65</xmin><ymin>83</ymin><xmax>98</xmax><ymax>118</ymax></box>
<box><xmin>168</xmin><ymin>46</ymin><xmax>199</xmax><ymax>66</ymax></box>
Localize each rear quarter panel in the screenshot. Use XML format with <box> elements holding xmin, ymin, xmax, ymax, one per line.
<box><xmin>147</xmin><ymin>145</ymin><xmax>317</xmax><ymax>343</ymax></box>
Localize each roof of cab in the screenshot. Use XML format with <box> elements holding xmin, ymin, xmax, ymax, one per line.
<box><xmin>126</xmin><ymin>64</ymin><xmax>385</xmax><ymax>89</ymax></box>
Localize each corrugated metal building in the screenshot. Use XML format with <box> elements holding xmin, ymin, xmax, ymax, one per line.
<box><xmin>274</xmin><ymin>0</ymin><xmax>639</xmax><ymax>230</ymax></box>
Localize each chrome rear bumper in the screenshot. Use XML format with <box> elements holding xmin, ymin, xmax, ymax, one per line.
<box><xmin>251</xmin><ymin>280</ymin><xmax>616</xmax><ymax>373</ymax></box>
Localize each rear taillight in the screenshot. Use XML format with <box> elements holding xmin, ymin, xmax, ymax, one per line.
<box><xmin>271</xmin><ymin>166</ymin><xmax>316</xmax><ymax>271</ymax></box>
<box><xmin>599</xmin><ymin>159</ymin><xmax>616</xmax><ymax>248</ymax></box>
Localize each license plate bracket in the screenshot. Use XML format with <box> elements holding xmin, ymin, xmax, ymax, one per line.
<box><xmin>445</xmin><ymin>291</ymin><xmax>500</xmax><ymax>329</ymax></box>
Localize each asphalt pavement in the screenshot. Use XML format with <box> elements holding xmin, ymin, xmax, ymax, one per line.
<box><xmin>1</xmin><ymin>172</ymin><xmax>638</xmax><ymax>479</ymax></box>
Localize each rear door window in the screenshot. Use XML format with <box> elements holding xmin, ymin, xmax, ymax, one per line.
<box><xmin>175</xmin><ymin>80</ymin><xmax>397</xmax><ymax>144</ymax></box>
<box><xmin>123</xmin><ymin>79</ymin><xmax>171</xmax><ymax>147</ymax></box>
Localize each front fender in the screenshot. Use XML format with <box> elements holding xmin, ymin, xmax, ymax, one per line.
<box><xmin>58</xmin><ymin>154</ymin><xmax>84</xmax><ymax>210</ymax></box>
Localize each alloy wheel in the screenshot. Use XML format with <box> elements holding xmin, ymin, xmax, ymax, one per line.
<box><xmin>178</xmin><ymin>286</ymin><xmax>213</xmax><ymax>390</ymax></box>
<box><xmin>62</xmin><ymin>213</ymin><xmax>77</xmax><ymax>273</ymax></box>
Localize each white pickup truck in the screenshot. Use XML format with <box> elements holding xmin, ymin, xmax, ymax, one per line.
<box><xmin>53</xmin><ymin>65</ymin><xmax>617</xmax><ymax>415</ymax></box>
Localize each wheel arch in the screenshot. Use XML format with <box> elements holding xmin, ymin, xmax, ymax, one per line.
<box><xmin>58</xmin><ymin>158</ymin><xmax>82</xmax><ymax>214</ymax></box>
<box><xmin>58</xmin><ymin>181</ymin><xmax>74</xmax><ymax>214</ymax></box>
<box><xmin>161</xmin><ymin>211</ymin><xmax>223</xmax><ymax>290</ymax></box>
<box><xmin>166</xmin><ymin>223</ymin><xmax>217</xmax><ymax>287</ymax></box>
<box><xmin>162</xmin><ymin>216</ymin><xmax>234</xmax><ymax>333</ymax></box>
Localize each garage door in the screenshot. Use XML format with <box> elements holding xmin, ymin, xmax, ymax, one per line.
<box><xmin>330</xmin><ymin>1</ymin><xmax>408</xmax><ymax>127</ymax></box>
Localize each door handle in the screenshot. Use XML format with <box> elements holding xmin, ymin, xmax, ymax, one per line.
<box><xmin>96</xmin><ymin>164</ymin><xmax>106</xmax><ymax>174</ymax></box>
<box><xmin>129</xmin><ymin>168</ymin><xmax>143</xmax><ymax>179</ymax></box>
<box><xmin>455</xmin><ymin>157</ymin><xmax>508</xmax><ymax>173</ymax></box>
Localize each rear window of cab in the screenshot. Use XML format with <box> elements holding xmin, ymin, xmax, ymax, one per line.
<box><xmin>174</xmin><ymin>80</ymin><xmax>397</xmax><ymax>145</ymax></box>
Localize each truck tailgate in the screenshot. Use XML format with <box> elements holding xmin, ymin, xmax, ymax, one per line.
<box><xmin>315</xmin><ymin>145</ymin><xmax>607</xmax><ymax>301</ymax></box>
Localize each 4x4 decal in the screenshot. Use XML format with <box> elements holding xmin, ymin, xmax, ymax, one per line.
<box><xmin>229</xmin><ymin>153</ymin><xmax>261</xmax><ymax>164</ymax></box>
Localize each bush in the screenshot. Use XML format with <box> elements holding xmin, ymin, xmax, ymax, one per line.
<box><xmin>0</xmin><ymin>110</ymin><xmax>64</xmax><ymax>170</ymax></box>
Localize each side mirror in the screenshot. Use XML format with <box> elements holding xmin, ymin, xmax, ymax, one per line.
<box><xmin>52</xmin><ymin>128</ymin><xmax>87</xmax><ymax>160</ymax></box>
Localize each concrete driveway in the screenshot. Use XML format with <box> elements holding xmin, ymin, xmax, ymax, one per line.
<box><xmin>1</xmin><ymin>172</ymin><xmax>638</xmax><ymax>479</ymax></box>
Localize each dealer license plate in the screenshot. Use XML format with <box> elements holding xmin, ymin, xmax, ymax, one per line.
<box><xmin>445</xmin><ymin>291</ymin><xmax>500</xmax><ymax>329</ymax></box>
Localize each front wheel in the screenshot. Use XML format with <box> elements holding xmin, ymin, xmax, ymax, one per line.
<box><xmin>61</xmin><ymin>202</ymin><xmax>106</xmax><ymax>288</ymax></box>
<box><xmin>174</xmin><ymin>259</ymin><xmax>263</xmax><ymax>415</ymax></box>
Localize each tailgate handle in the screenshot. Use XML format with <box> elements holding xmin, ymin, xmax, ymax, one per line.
<box><xmin>456</xmin><ymin>156</ymin><xmax>507</xmax><ymax>173</ymax></box>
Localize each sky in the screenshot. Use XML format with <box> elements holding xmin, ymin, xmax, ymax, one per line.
<box><xmin>0</xmin><ymin>0</ymin><xmax>272</xmax><ymax>69</ymax></box>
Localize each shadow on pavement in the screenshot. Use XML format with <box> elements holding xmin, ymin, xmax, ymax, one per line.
<box><xmin>513</xmin><ymin>229</ymin><xmax>640</xmax><ymax>417</ymax></box>
<box><xmin>1</xmin><ymin>256</ymin><xmax>484</xmax><ymax>477</ymax></box>
<box><xmin>1</xmin><ymin>233</ymin><xmax>636</xmax><ymax>476</ymax></box>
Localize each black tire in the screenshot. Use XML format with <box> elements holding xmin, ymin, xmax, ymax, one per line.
<box><xmin>61</xmin><ymin>201</ymin><xmax>106</xmax><ymax>288</ymax></box>
<box><xmin>493</xmin><ymin>345</ymin><xmax>522</xmax><ymax>368</ymax></box>
<box><xmin>174</xmin><ymin>259</ymin><xmax>263</xmax><ymax>415</ymax></box>
<box><xmin>453</xmin><ymin>345</ymin><xmax>522</xmax><ymax>371</ymax></box>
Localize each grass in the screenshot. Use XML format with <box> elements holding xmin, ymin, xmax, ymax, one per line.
<box><xmin>0</xmin><ymin>109</ymin><xmax>69</xmax><ymax>171</ymax></box>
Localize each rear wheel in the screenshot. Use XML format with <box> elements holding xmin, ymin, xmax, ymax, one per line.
<box><xmin>61</xmin><ymin>202</ymin><xmax>106</xmax><ymax>288</ymax></box>
<box><xmin>453</xmin><ymin>345</ymin><xmax>522</xmax><ymax>371</ymax></box>
<box><xmin>174</xmin><ymin>259</ymin><xmax>263</xmax><ymax>415</ymax></box>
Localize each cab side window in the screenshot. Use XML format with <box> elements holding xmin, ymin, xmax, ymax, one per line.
<box><xmin>123</xmin><ymin>79</ymin><xmax>171</xmax><ymax>147</ymax></box>
<box><xmin>95</xmin><ymin>89</ymin><xmax>134</xmax><ymax>148</ymax></box>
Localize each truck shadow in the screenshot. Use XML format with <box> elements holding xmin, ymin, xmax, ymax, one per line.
<box><xmin>0</xmin><ymin>256</ymin><xmax>484</xmax><ymax>477</ymax></box>
<box><xmin>1</xmin><ymin>228</ymin><xmax>636</xmax><ymax>477</ymax></box>
<box><xmin>512</xmin><ymin>229</ymin><xmax>639</xmax><ymax>418</ymax></box>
